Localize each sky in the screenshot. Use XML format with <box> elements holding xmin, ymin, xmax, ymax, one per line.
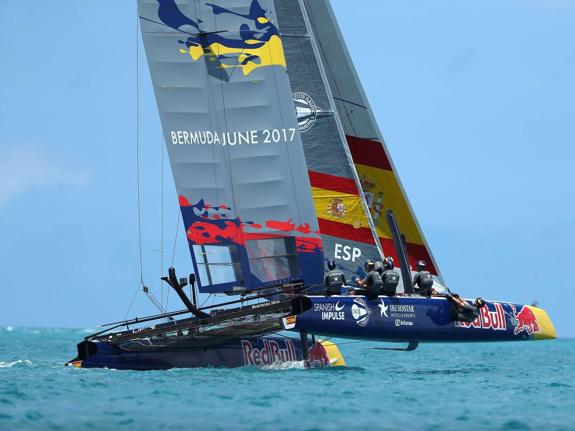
<box><xmin>0</xmin><ymin>0</ymin><xmax>573</xmax><ymax>337</ymax></box>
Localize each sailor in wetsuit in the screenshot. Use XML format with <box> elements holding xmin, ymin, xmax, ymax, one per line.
<box><xmin>356</xmin><ymin>260</ymin><xmax>383</xmax><ymax>300</ymax></box>
<box><xmin>447</xmin><ymin>295</ymin><xmax>486</xmax><ymax>322</ymax></box>
<box><xmin>412</xmin><ymin>260</ymin><xmax>434</xmax><ymax>297</ymax></box>
<box><xmin>324</xmin><ymin>260</ymin><xmax>346</xmax><ymax>296</ymax></box>
<box><xmin>380</xmin><ymin>256</ymin><xmax>400</xmax><ymax>296</ymax></box>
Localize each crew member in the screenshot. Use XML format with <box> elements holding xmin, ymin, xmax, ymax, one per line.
<box><xmin>324</xmin><ymin>260</ymin><xmax>346</xmax><ymax>296</ymax></box>
<box><xmin>380</xmin><ymin>256</ymin><xmax>400</xmax><ymax>296</ymax></box>
<box><xmin>356</xmin><ymin>260</ymin><xmax>383</xmax><ymax>300</ymax></box>
<box><xmin>447</xmin><ymin>294</ymin><xmax>486</xmax><ymax>323</ymax></box>
<box><xmin>412</xmin><ymin>260</ymin><xmax>434</xmax><ymax>297</ymax></box>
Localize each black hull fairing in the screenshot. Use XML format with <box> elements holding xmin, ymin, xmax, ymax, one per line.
<box><xmin>286</xmin><ymin>296</ymin><xmax>556</xmax><ymax>343</ymax></box>
<box><xmin>67</xmin><ymin>337</ymin><xmax>345</xmax><ymax>370</ymax></box>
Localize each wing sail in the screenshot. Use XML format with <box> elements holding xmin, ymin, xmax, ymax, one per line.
<box><xmin>303</xmin><ymin>0</ymin><xmax>443</xmax><ymax>279</ymax></box>
<box><xmin>139</xmin><ymin>0</ymin><xmax>324</xmax><ymax>293</ymax></box>
<box><xmin>274</xmin><ymin>0</ymin><xmax>383</xmax><ymax>284</ymax></box>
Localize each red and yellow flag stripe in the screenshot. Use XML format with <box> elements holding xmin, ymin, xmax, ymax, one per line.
<box><xmin>347</xmin><ymin>135</ymin><xmax>438</xmax><ymax>275</ymax></box>
<box><xmin>308</xmin><ymin>171</ymin><xmax>377</xmax><ymax>246</ymax></box>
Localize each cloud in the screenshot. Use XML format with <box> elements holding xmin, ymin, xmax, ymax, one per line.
<box><xmin>0</xmin><ymin>147</ymin><xmax>90</xmax><ymax>208</ymax></box>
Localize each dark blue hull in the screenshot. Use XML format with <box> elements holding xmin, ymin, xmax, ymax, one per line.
<box><xmin>68</xmin><ymin>336</ymin><xmax>341</xmax><ymax>370</ymax></box>
<box><xmin>287</xmin><ymin>295</ymin><xmax>555</xmax><ymax>342</ymax></box>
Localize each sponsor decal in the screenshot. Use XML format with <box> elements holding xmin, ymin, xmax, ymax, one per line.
<box><xmin>511</xmin><ymin>305</ymin><xmax>540</xmax><ymax>336</ymax></box>
<box><xmin>314</xmin><ymin>301</ymin><xmax>345</xmax><ymax>321</ymax></box>
<box><xmin>327</xmin><ymin>198</ymin><xmax>347</xmax><ymax>219</ymax></box>
<box><xmin>334</xmin><ymin>244</ymin><xmax>362</xmax><ymax>262</ymax></box>
<box><xmin>454</xmin><ymin>302</ymin><xmax>507</xmax><ymax>331</ymax></box>
<box><xmin>282</xmin><ymin>315</ymin><xmax>297</xmax><ymax>330</ymax></box>
<box><xmin>395</xmin><ymin>319</ymin><xmax>413</xmax><ymax>327</ymax></box>
<box><xmin>169</xmin><ymin>128</ymin><xmax>297</xmax><ymax>146</ymax></box>
<box><xmin>293</xmin><ymin>92</ymin><xmax>317</xmax><ymax>132</ymax></box>
<box><xmin>351</xmin><ymin>298</ymin><xmax>371</xmax><ymax>327</ymax></box>
<box><xmin>242</xmin><ymin>339</ymin><xmax>297</xmax><ymax>366</ymax></box>
<box><xmin>378</xmin><ymin>298</ymin><xmax>389</xmax><ymax>318</ymax></box>
<box><xmin>308</xmin><ymin>343</ymin><xmax>330</xmax><ymax>368</ymax></box>
<box><xmin>380</xmin><ymin>300</ymin><xmax>417</xmax><ymax>325</ymax></box>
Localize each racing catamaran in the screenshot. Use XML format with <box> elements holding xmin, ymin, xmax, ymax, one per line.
<box><xmin>67</xmin><ymin>0</ymin><xmax>556</xmax><ymax>370</ymax></box>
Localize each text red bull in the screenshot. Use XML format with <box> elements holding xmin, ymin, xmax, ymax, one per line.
<box><xmin>241</xmin><ymin>339</ymin><xmax>297</xmax><ymax>366</ymax></box>
<box><xmin>455</xmin><ymin>302</ymin><xmax>507</xmax><ymax>331</ymax></box>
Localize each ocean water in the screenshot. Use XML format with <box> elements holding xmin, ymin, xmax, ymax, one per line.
<box><xmin>0</xmin><ymin>327</ymin><xmax>573</xmax><ymax>431</ymax></box>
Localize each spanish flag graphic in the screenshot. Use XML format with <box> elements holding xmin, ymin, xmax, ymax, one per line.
<box><xmin>346</xmin><ymin>135</ymin><xmax>438</xmax><ymax>275</ymax></box>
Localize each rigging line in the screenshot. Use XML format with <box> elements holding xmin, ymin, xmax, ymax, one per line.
<box><xmin>200</xmin><ymin>294</ymin><xmax>212</xmax><ymax>308</ymax></box>
<box><xmin>165</xmin><ymin>209</ymin><xmax>181</xmax><ymax>311</ymax></box>
<box><xmin>135</xmin><ymin>9</ymin><xmax>144</xmax><ymax>287</ymax></box>
<box><xmin>126</xmin><ymin>8</ymin><xmax>143</xmax><ymax>320</ymax></box>
<box><xmin>160</xmin><ymin>132</ymin><xmax>164</xmax><ymax>308</ymax></box>
<box><xmin>170</xmin><ymin>210</ymin><xmax>180</xmax><ymax>267</ymax></box>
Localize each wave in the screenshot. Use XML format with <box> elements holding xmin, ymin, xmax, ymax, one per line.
<box><xmin>0</xmin><ymin>360</ymin><xmax>33</xmax><ymax>368</ymax></box>
<box><xmin>260</xmin><ymin>361</ymin><xmax>306</xmax><ymax>370</ymax></box>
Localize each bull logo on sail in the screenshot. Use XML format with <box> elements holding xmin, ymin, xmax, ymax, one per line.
<box><xmin>179</xmin><ymin>196</ymin><xmax>322</xmax><ymax>254</ymax></box>
<box><xmin>155</xmin><ymin>0</ymin><xmax>286</xmax><ymax>77</ymax></box>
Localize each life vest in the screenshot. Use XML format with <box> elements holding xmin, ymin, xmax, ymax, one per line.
<box><xmin>326</xmin><ymin>270</ymin><xmax>344</xmax><ymax>287</ymax></box>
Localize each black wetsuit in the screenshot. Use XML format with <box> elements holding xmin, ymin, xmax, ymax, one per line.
<box><xmin>413</xmin><ymin>271</ymin><xmax>434</xmax><ymax>296</ymax></box>
<box><xmin>364</xmin><ymin>270</ymin><xmax>383</xmax><ymax>300</ymax></box>
<box><xmin>381</xmin><ymin>269</ymin><xmax>399</xmax><ymax>296</ymax></box>
<box><xmin>446</xmin><ymin>294</ymin><xmax>480</xmax><ymax>322</ymax></box>
<box><xmin>324</xmin><ymin>269</ymin><xmax>346</xmax><ymax>296</ymax></box>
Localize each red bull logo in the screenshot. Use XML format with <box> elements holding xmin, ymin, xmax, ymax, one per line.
<box><xmin>511</xmin><ymin>305</ymin><xmax>541</xmax><ymax>336</ymax></box>
<box><xmin>241</xmin><ymin>339</ymin><xmax>297</xmax><ymax>366</ymax></box>
<box><xmin>180</xmin><ymin>197</ymin><xmax>322</xmax><ymax>253</ymax></box>
<box><xmin>455</xmin><ymin>302</ymin><xmax>507</xmax><ymax>331</ymax></box>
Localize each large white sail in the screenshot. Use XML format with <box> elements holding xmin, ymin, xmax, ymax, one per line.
<box><xmin>138</xmin><ymin>0</ymin><xmax>324</xmax><ymax>292</ymax></box>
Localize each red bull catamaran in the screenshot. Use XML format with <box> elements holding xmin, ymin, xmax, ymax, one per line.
<box><xmin>67</xmin><ymin>0</ymin><xmax>556</xmax><ymax>370</ymax></box>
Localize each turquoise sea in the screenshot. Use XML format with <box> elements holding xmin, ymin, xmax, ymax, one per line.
<box><xmin>0</xmin><ymin>327</ymin><xmax>573</xmax><ymax>431</ymax></box>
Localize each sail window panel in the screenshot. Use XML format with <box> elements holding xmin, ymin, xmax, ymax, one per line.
<box><xmin>152</xmin><ymin>62</ymin><xmax>209</xmax><ymax>89</ymax></box>
<box><xmin>143</xmin><ymin>34</ymin><xmax>203</xmax><ymax>63</ymax></box>
<box><xmin>246</xmin><ymin>238</ymin><xmax>300</xmax><ymax>283</ymax></box>
<box><xmin>156</xmin><ymin>88</ymin><xmax>210</xmax><ymax>114</ymax></box>
<box><xmin>192</xmin><ymin>245</ymin><xmax>240</xmax><ymax>286</ymax></box>
<box><xmin>216</xmin><ymin>80</ymin><xmax>272</xmax><ymax>110</ymax></box>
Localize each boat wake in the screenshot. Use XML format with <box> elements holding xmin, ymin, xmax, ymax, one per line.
<box><xmin>260</xmin><ymin>361</ymin><xmax>306</xmax><ymax>371</ymax></box>
<box><xmin>0</xmin><ymin>360</ymin><xmax>33</xmax><ymax>368</ymax></box>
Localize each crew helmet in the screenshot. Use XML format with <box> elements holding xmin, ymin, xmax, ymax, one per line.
<box><xmin>383</xmin><ymin>256</ymin><xmax>394</xmax><ymax>270</ymax></box>
<box><xmin>327</xmin><ymin>260</ymin><xmax>336</xmax><ymax>270</ymax></box>
<box><xmin>364</xmin><ymin>260</ymin><xmax>375</xmax><ymax>271</ymax></box>
<box><xmin>416</xmin><ymin>260</ymin><xmax>427</xmax><ymax>270</ymax></box>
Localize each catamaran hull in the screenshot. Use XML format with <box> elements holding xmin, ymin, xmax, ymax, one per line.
<box><xmin>67</xmin><ymin>336</ymin><xmax>345</xmax><ymax>370</ymax></box>
<box><xmin>286</xmin><ymin>296</ymin><xmax>556</xmax><ymax>342</ymax></box>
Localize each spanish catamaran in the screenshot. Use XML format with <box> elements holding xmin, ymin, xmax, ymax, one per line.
<box><xmin>67</xmin><ymin>0</ymin><xmax>556</xmax><ymax>370</ymax></box>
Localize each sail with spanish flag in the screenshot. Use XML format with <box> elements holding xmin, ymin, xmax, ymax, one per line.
<box><xmin>303</xmin><ymin>0</ymin><xmax>443</xmax><ymax>280</ymax></box>
<box><xmin>274</xmin><ymin>0</ymin><xmax>383</xmax><ymax>284</ymax></box>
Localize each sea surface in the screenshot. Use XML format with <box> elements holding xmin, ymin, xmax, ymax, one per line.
<box><xmin>0</xmin><ymin>327</ymin><xmax>573</xmax><ymax>431</ymax></box>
